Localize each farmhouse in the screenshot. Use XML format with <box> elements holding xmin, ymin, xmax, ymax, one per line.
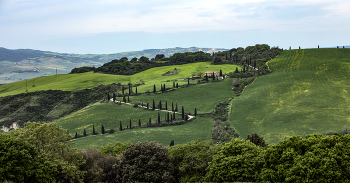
<box><xmin>205</xmin><ymin>71</ymin><xmax>220</xmax><ymax>77</ymax></box>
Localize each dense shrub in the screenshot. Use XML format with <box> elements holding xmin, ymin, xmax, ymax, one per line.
<box><xmin>246</xmin><ymin>133</ymin><xmax>268</xmax><ymax>148</ymax></box>
<box><xmin>116</xmin><ymin>141</ymin><xmax>176</xmax><ymax>182</ymax></box>
<box><xmin>259</xmin><ymin>134</ymin><xmax>350</xmax><ymax>182</ymax></box>
<box><xmin>100</xmin><ymin>141</ymin><xmax>132</xmax><ymax>156</ymax></box>
<box><xmin>204</xmin><ymin>138</ymin><xmax>264</xmax><ymax>182</ymax></box>
<box><xmin>168</xmin><ymin>139</ymin><xmax>223</xmax><ymax>182</ymax></box>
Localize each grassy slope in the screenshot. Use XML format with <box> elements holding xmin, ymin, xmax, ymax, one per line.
<box><xmin>54</xmin><ymin>102</ymin><xmax>182</xmax><ymax>136</ymax></box>
<box><xmin>126</xmin><ymin>78</ymin><xmax>235</xmax><ymax>114</ymax></box>
<box><xmin>229</xmin><ymin>48</ymin><xmax>350</xmax><ymax>145</ymax></box>
<box><xmin>0</xmin><ymin>62</ymin><xmax>241</xmax><ymax>97</ymax></box>
<box><xmin>71</xmin><ymin>116</ymin><xmax>213</xmax><ymax>149</ymax></box>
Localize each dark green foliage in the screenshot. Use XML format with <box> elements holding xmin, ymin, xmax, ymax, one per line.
<box><xmin>167</xmin><ymin>112</ymin><xmax>170</xmax><ymax>122</ymax></box>
<box><xmin>165</xmin><ymin>101</ymin><xmax>168</xmax><ymax>110</ymax></box>
<box><xmin>204</xmin><ymin>138</ymin><xmax>264</xmax><ymax>182</ymax></box>
<box><xmin>212</xmin><ymin>120</ymin><xmax>239</xmax><ymax>142</ymax></box>
<box><xmin>153</xmin><ymin>99</ymin><xmax>155</xmax><ymax>110</ymax></box>
<box><xmin>149</xmin><ymin>117</ymin><xmax>152</xmax><ymax>127</ymax></box>
<box><xmin>93</xmin><ymin>124</ymin><xmax>96</xmax><ymax>135</ymax></box>
<box><xmin>107</xmin><ymin>93</ymin><xmax>110</xmax><ymax>101</ymax></box>
<box><xmin>119</xmin><ymin>121</ymin><xmax>122</xmax><ymax>131</ymax></box>
<box><xmin>101</xmin><ymin>125</ymin><xmax>105</xmax><ymax>134</ymax></box>
<box><xmin>113</xmin><ymin>93</ymin><xmax>115</xmax><ymax>102</ymax></box>
<box><xmin>135</xmin><ymin>86</ymin><xmax>137</xmax><ymax>94</ymax></box>
<box><xmin>159</xmin><ymin>100</ymin><xmax>162</xmax><ymax>109</ymax></box>
<box><xmin>185</xmin><ymin>115</ymin><xmax>188</xmax><ymax>121</ymax></box>
<box><xmin>168</xmin><ymin>51</ymin><xmax>212</xmax><ymax>64</ymax></box>
<box><xmin>188</xmin><ymin>78</ymin><xmax>190</xmax><ymax>85</ymax></box>
<box><xmin>259</xmin><ymin>134</ymin><xmax>350</xmax><ymax>182</ymax></box>
<box><xmin>205</xmin><ymin>73</ymin><xmax>208</xmax><ymax>81</ymax></box>
<box><xmin>219</xmin><ymin>69</ymin><xmax>222</xmax><ymax>76</ymax></box>
<box><xmin>109</xmin><ymin>128</ymin><xmax>115</xmax><ymax>134</ymax></box>
<box><xmin>168</xmin><ymin>139</ymin><xmax>223</xmax><ymax>182</ymax></box>
<box><xmin>127</xmin><ymin>96</ymin><xmax>129</xmax><ymax>102</ymax></box>
<box><xmin>123</xmin><ymin>95</ymin><xmax>126</xmax><ymax>102</ymax></box>
<box><xmin>0</xmin><ymin>133</ymin><xmax>56</xmax><ymax>182</ymax></box>
<box><xmin>173</xmin><ymin>112</ymin><xmax>175</xmax><ymax>120</ymax></box>
<box><xmin>170</xmin><ymin>140</ymin><xmax>174</xmax><ymax>146</ymax></box>
<box><xmin>75</xmin><ymin>132</ymin><xmax>78</xmax><ymax>139</ymax></box>
<box><xmin>122</xmin><ymin>87</ymin><xmax>124</xmax><ymax>95</ymax></box>
<box><xmin>212</xmin><ymin>72</ymin><xmax>215</xmax><ymax>80</ymax></box>
<box><xmin>70</xmin><ymin>66</ymin><xmax>95</xmax><ymax>74</ymax></box>
<box><xmin>173</xmin><ymin>81</ymin><xmax>175</xmax><ymax>88</ymax></box>
<box><xmin>79</xmin><ymin>149</ymin><xmax>119</xmax><ymax>183</ymax></box>
<box><xmin>182</xmin><ymin>106</ymin><xmax>184</xmax><ymax>119</ymax></box>
<box><xmin>235</xmin><ymin>67</ymin><xmax>239</xmax><ymax>73</ymax></box>
<box><xmin>194</xmin><ymin>108</ymin><xmax>197</xmax><ymax>116</ymax></box>
<box><xmin>176</xmin><ymin>100</ymin><xmax>178</xmax><ymax>111</ymax></box>
<box><xmin>100</xmin><ymin>142</ymin><xmax>132</xmax><ymax>156</ymax></box>
<box><xmin>83</xmin><ymin>128</ymin><xmax>86</xmax><ymax>136</ymax></box>
<box><xmin>116</xmin><ymin>141</ymin><xmax>176</xmax><ymax>182</ymax></box>
<box><xmin>138</xmin><ymin>119</ymin><xmax>141</xmax><ymax>127</ymax></box>
<box><xmin>153</xmin><ymin>84</ymin><xmax>156</xmax><ymax>93</ymax></box>
<box><xmin>147</xmin><ymin>102</ymin><xmax>149</xmax><ymax>109</ymax></box>
<box><xmin>176</xmin><ymin>83</ymin><xmax>178</xmax><ymax>88</ymax></box>
<box><xmin>172</xmin><ymin>102</ymin><xmax>174</xmax><ymax>111</ymax></box>
<box><xmin>158</xmin><ymin>112</ymin><xmax>160</xmax><ymax>125</ymax></box>
<box><xmin>246</xmin><ymin>133</ymin><xmax>268</xmax><ymax>148</ymax></box>
<box><xmin>129</xmin><ymin>119</ymin><xmax>132</xmax><ymax>129</ymax></box>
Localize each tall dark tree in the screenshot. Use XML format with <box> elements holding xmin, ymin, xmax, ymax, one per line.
<box><xmin>136</xmin><ymin>87</ymin><xmax>138</xmax><ymax>94</ymax></box>
<box><xmin>235</xmin><ymin>67</ymin><xmax>239</xmax><ymax>73</ymax></box>
<box><xmin>173</xmin><ymin>81</ymin><xmax>175</xmax><ymax>88</ymax></box>
<box><xmin>254</xmin><ymin>61</ymin><xmax>257</xmax><ymax>69</ymax></box>
<box><xmin>188</xmin><ymin>78</ymin><xmax>190</xmax><ymax>85</ymax></box>
<box><xmin>158</xmin><ymin>112</ymin><xmax>160</xmax><ymax>125</ymax></box>
<box><xmin>212</xmin><ymin>72</ymin><xmax>215</xmax><ymax>80</ymax></box>
<box><xmin>153</xmin><ymin>85</ymin><xmax>156</xmax><ymax>93</ymax></box>
<box><xmin>182</xmin><ymin>106</ymin><xmax>184</xmax><ymax>119</ymax></box>
<box><xmin>243</xmin><ymin>66</ymin><xmax>246</xmax><ymax>73</ymax></box>
<box><xmin>163</xmin><ymin>84</ymin><xmax>166</xmax><ymax>91</ymax></box>
<box><xmin>173</xmin><ymin>111</ymin><xmax>175</xmax><ymax>120</ymax></box>
<box><xmin>176</xmin><ymin>83</ymin><xmax>178</xmax><ymax>88</ymax></box>
<box><xmin>165</xmin><ymin>101</ymin><xmax>168</xmax><ymax>110</ymax></box>
<box><xmin>175</xmin><ymin>100</ymin><xmax>178</xmax><ymax>111</ymax></box>
<box><xmin>120</xmin><ymin>121</ymin><xmax>123</xmax><ymax>131</ymax></box>
<box><xmin>171</xmin><ymin>113</ymin><xmax>173</xmax><ymax>121</ymax></box>
<box><xmin>123</xmin><ymin>95</ymin><xmax>126</xmax><ymax>103</ymax></box>
<box><xmin>83</xmin><ymin>128</ymin><xmax>86</xmax><ymax>136</ymax></box>
<box><xmin>113</xmin><ymin>93</ymin><xmax>116</xmax><ymax>102</ymax></box>
<box><xmin>108</xmin><ymin>93</ymin><xmax>110</xmax><ymax>101</ymax></box>
<box><xmin>318</xmin><ymin>45</ymin><xmax>319</xmax><ymax>49</ymax></box>
<box><xmin>130</xmin><ymin>119</ymin><xmax>132</xmax><ymax>129</ymax></box>
<box><xmin>185</xmin><ymin>115</ymin><xmax>188</xmax><ymax>121</ymax></box>
<box><xmin>153</xmin><ymin>99</ymin><xmax>155</xmax><ymax>110</ymax></box>
<box><xmin>167</xmin><ymin>113</ymin><xmax>169</xmax><ymax>122</ymax></box>
<box><xmin>194</xmin><ymin>108</ymin><xmax>197</xmax><ymax>116</ymax></box>
<box><xmin>93</xmin><ymin>124</ymin><xmax>96</xmax><ymax>135</ymax></box>
<box><xmin>149</xmin><ymin>117</ymin><xmax>152</xmax><ymax>127</ymax></box>
<box><xmin>161</xmin><ymin>84</ymin><xmax>163</xmax><ymax>92</ymax></box>
<box><xmin>147</xmin><ymin>102</ymin><xmax>149</xmax><ymax>109</ymax></box>
<box><xmin>220</xmin><ymin>69</ymin><xmax>222</xmax><ymax>76</ymax></box>
<box><xmin>170</xmin><ymin>140</ymin><xmax>174</xmax><ymax>146</ymax></box>
<box><xmin>75</xmin><ymin>132</ymin><xmax>78</xmax><ymax>139</ymax></box>
<box><xmin>159</xmin><ymin>100</ymin><xmax>162</xmax><ymax>110</ymax></box>
<box><xmin>102</xmin><ymin>125</ymin><xmax>105</xmax><ymax>134</ymax></box>
<box><xmin>205</xmin><ymin>73</ymin><xmax>208</xmax><ymax>81</ymax></box>
<box><xmin>139</xmin><ymin>119</ymin><xmax>141</xmax><ymax>127</ymax></box>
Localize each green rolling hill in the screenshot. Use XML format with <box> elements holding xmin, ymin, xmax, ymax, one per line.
<box><xmin>229</xmin><ymin>48</ymin><xmax>350</xmax><ymax>144</ymax></box>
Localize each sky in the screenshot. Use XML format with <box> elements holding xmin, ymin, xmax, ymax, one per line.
<box><xmin>0</xmin><ymin>0</ymin><xmax>349</xmax><ymax>54</ymax></box>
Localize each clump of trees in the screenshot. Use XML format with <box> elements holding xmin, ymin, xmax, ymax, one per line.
<box><xmin>70</xmin><ymin>66</ymin><xmax>95</xmax><ymax>74</ymax></box>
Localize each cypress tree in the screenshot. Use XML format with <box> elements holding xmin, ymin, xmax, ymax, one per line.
<box><xmin>173</xmin><ymin>111</ymin><xmax>176</xmax><ymax>120</ymax></box>
<box><xmin>220</xmin><ymin>69</ymin><xmax>222</xmax><ymax>76</ymax></box>
<box><xmin>153</xmin><ymin>84</ymin><xmax>156</xmax><ymax>93</ymax></box>
<box><xmin>113</xmin><ymin>93</ymin><xmax>116</xmax><ymax>102</ymax></box>
<box><xmin>299</xmin><ymin>46</ymin><xmax>300</xmax><ymax>49</ymax></box>
<box><xmin>167</xmin><ymin>112</ymin><xmax>169</xmax><ymax>122</ymax></box>
<box><xmin>235</xmin><ymin>67</ymin><xmax>239</xmax><ymax>73</ymax></box>
<box><xmin>120</xmin><ymin>121</ymin><xmax>122</xmax><ymax>131</ymax></box>
<box><xmin>170</xmin><ymin>140</ymin><xmax>174</xmax><ymax>146</ymax></box>
<box><xmin>194</xmin><ymin>108</ymin><xmax>197</xmax><ymax>116</ymax></box>
<box><xmin>108</xmin><ymin>93</ymin><xmax>110</xmax><ymax>101</ymax></box>
<box><xmin>122</xmin><ymin>87</ymin><xmax>124</xmax><ymax>94</ymax></box>
<box><xmin>337</xmin><ymin>46</ymin><xmax>339</xmax><ymax>48</ymax></box>
<box><xmin>163</xmin><ymin>84</ymin><xmax>166</xmax><ymax>92</ymax></box>
<box><xmin>205</xmin><ymin>73</ymin><xmax>208</xmax><ymax>81</ymax></box>
<box><xmin>102</xmin><ymin>125</ymin><xmax>105</xmax><ymax>134</ymax></box>
<box><xmin>318</xmin><ymin>45</ymin><xmax>319</xmax><ymax>49</ymax></box>
<box><xmin>141</xmin><ymin>102</ymin><xmax>143</xmax><ymax>107</ymax></box>
<box><xmin>185</xmin><ymin>115</ymin><xmax>188</xmax><ymax>121</ymax></box>
<box><xmin>188</xmin><ymin>78</ymin><xmax>190</xmax><ymax>85</ymax></box>
<box><xmin>93</xmin><ymin>124</ymin><xmax>96</xmax><ymax>135</ymax></box>
<box><xmin>128</xmin><ymin>96</ymin><xmax>130</xmax><ymax>102</ymax></box>
<box><xmin>176</xmin><ymin>100</ymin><xmax>178</xmax><ymax>111</ymax></box>
<box><xmin>159</xmin><ymin>100</ymin><xmax>162</xmax><ymax>110</ymax></box>
<box><xmin>173</xmin><ymin>81</ymin><xmax>175</xmax><ymax>88</ymax></box>
<box><xmin>83</xmin><ymin>128</ymin><xmax>86</xmax><ymax>136</ymax></box>
<box><xmin>158</xmin><ymin>112</ymin><xmax>160</xmax><ymax>125</ymax></box>
<box><xmin>165</xmin><ymin>101</ymin><xmax>168</xmax><ymax>110</ymax></box>
<box><xmin>161</xmin><ymin>84</ymin><xmax>163</xmax><ymax>92</ymax></box>
<box><xmin>243</xmin><ymin>66</ymin><xmax>246</xmax><ymax>73</ymax></box>
<box><xmin>182</xmin><ymin>106</ymin><xmax>184</xmax><ymax>119</ymax></box>
<box><xmin>212</xmin><ymin>72</ymin><xmax>215</xmax><ymax>80</ymax></box>
<box><xmin>153</xmin><ymin>99</ymin><xmax>155</xmax><ymax>110</ymax></box>
<box><xmin>171</xmin><ymin>113</ymin><xmax>173</xmax><ymax>121</ymax></box>
<box><xmin>139</xmin><ymin>119</ymin><xmax>141</xmax><ymax>127</ymax></box>
<box><xmin>176</xmin><ymin>83</ymin><xmax>178</xmax><ymax>88</ymax></box>
<box><xmin>147</xmin><ymin>102</ymin><xmax>149</xmax><ymax>109</ymax></box>
<box><xmin>136</xmin><ymin>87</ymin><xmax>138</xmax><ymax>94</ymax></box>
<box><xmin>130</xmin><ymin>119</ymin><xmax>132</xmax><ymax>129</ymax></box>
<box><xmin>75</xmin><ymin>132</ymin><xmax>78</xmax><ymax>139</ymax></box>
<box><xmin>149</xmin><ymin>117</ymin><xmax>152</xmax><ymax>127</ymax></box>
<box><xmin>123</xmin><ymin>95</ymin><xmax>126</xmax><ymax>103</ymax></box>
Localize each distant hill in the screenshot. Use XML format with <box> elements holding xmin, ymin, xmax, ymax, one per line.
<box><xmin>0</xmin><ymin>47</ymin><xmax>228</xmax><ymax>84</ymax></box>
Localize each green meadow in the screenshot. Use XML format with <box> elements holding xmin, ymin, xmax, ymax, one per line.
<box><xmin>125</xmin><ymin>78</ymin><xmax>235</xmax><ymax>114</ymax></box>
<box><xmin>229</xmin><ymin>48</ymin><xmax>350</xmax><ymax>144</ymax></box>
<box><xmin>53</xmin><ymin>102</ymin><xmax>183</xmax><ymax>136</ymax></box>
<box><xmin>0</xmin><ymin>62</ymin><xmax>240</xmax><ymax>97</ymax></box>
<box><xmin>71</xmin><ymin>116</ymin><xmax>213</xmax><ymax>149</ymax></box>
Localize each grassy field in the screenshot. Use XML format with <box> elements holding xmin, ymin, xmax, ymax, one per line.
<box><xmin>0</xmin><ymin>62</ymin><xmax>240</xmax><ymax>97</ymax></box>
<box><xmin>71</xmin><ymin>116</ymin><xmax>213</xmax><ymax>149</ymax></box>
<box><xmin>124</xmin><ymin>78</ymin><xmax>235</xmax><ymax>114</ymax></box>
<box><xmin>53</xmin><ymin>102</ymin><xmax>183</xmax><ymax>136</ymax></box>
<box><xmin>229</xmin><ymin>48</ymin><xmax>350</xmax><ymax>145</ymax></box>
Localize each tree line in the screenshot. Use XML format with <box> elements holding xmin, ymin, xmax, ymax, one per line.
<box><xmin>2</xmin><ymin>122</ymin><xmax>350</xmax><ymax>182</ymax></box>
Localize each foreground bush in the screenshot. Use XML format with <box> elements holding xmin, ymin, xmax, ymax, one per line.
<box><xmin>204</xmin><ymin>138</ymin><xmax>264</xmax><ymax>182</ymax></box>
<box><xmin>168</xmin><ymin>139</ymin><xmax>223</xmax><ymax>182</ymax></box>
<box><xmin>116</xmin><ymin>141</ymin><xmax>176</xmax><ymax>182</ymax></box>
<box><xmin>259</xmin><ymin>134</ymin><xmax>350</xmax><ymax>182</ymax></box>
<box><xmin>100</xmin><ymin>141</ymin><xmax>132</xmax><ymax>156</ymax></box>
